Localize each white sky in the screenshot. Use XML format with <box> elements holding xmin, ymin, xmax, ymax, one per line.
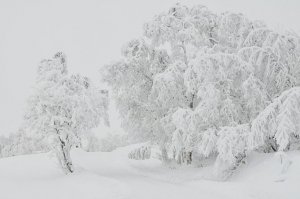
<box><xmin>1</xmin><ymin>0</ymin><xmax>300</xmax><ymax>136</ymax></box>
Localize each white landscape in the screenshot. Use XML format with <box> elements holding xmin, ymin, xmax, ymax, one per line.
<box><xmin>1</xmin><ymin>146</ymin><xmax>300</xmax><ymax>199</ymax></box>
<box><xmin>1</xmin><ymin>1</ymin><xmax>300</xmax><ymax>199</ymax></box>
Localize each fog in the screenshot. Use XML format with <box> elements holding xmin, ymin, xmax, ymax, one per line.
<box><xmin>1</xmin><ymin>0</ymin><xmax>299</xmax><ymax>135</ymax></box>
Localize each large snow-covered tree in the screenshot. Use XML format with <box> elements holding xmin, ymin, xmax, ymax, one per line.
<box><xmin>103</xmin><ymin>3</ymin><xmax>300</xmax><ymax>177</ymax></box>
<box><xmin>25</xmin><ymin>52</ymin><xmax>109</xmax><ymax>173</ymax></box>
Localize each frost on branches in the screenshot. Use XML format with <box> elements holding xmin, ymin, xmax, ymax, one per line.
<box><xmin>24</xmin><ymin>52</ymin><xmax>109</xmax><ymax>173</ymax></box>
<box><xmin>215</xmin><ymin>124</ymin><xmax>249</xmax><ymax>179</ymax></box>
<box><xmin>103</xmin><ymin>3</ymin><xmax>300</xmax><ymax>178</ymax></box>
<box><xmin>249</xmin><ymin>87</ymin><xmax>300</xmax><ymax>152</ymax></box>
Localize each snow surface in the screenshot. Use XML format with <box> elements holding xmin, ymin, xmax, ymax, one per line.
<box><xmin>0</xmin><ymin>145</ymin><xmax>299</xmax><ymax>199</ymax></box>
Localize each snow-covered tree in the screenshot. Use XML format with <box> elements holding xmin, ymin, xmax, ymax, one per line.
<box><xmin>102</xmin><ymin>39</ymin><xmax>170</xmax><ymax>145</ymax></box>
<box><xmin>103</xmin><ymin>3</ymin><xmax>300</xmax><ymax>177</ymax></box>
<box><xmin>25</xmin><ymin>52</ymin><xmax>109</xmax><ymax>173</ymax></box>
<box><xmin>0</xmin><ymin>135</ymin><xmax>10</xmax><ymax>158</ymax></box>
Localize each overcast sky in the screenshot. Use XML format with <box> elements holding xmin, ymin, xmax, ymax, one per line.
<box><xmin>0</xmin><ymin>0</ymin><xmax>300</xmax><ymax>136</ymax></box>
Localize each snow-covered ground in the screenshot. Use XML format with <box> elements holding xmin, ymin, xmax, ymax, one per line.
<box><xmin>0</xmin><ymin>145</ymin><xmax>299</xmax><ymax>199</ymax></box>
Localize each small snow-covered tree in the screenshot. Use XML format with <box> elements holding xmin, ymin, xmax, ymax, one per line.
<box><xmin>128</xmin><ymin>145</ymin><xmax>151</xmax><ymax>160</ymax></box>
<box><xmin>0</xmin><ymin>135</ymin><xmax>10</xmax><ymax>158</ymax></box>
<box><xmin>25</xmin><ymin>52</ymin><xmax>109</xmax><ymax>173</ymax></box>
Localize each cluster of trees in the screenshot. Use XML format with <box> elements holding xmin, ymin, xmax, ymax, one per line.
<box><xmin>1</xmin><ymin>3</ymin><xmax>299</xmax><ymax>179</ymax></box>
<box><xmin>103</xmin><ymin>4</ymin><xmax>300</xmax><ymax>178</ymax></box>
<box><xmin>0</xmin><ymin>128</ymin><xmax>47</xmax><ymax>158</ymax></box>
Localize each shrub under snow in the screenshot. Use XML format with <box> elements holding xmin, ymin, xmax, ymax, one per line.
<box><xmin>128</xmin><ymin>145</ymin><xmax>151</xmax><ymax>160</ymax></box>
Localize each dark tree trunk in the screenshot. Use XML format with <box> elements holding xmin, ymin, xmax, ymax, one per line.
<box><xmin>58</xmin><ymin>137</ymin><xmax>74</xmax><ymax>173</ymax></box>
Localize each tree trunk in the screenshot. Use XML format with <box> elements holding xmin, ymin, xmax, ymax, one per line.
<box><xmin>160</xmin><ymin>146</ymin><xmax>169</xmax><ymax>163</ymax></box>
<box><xmin>186</xmin><ymin>151</ymin><xmax>192</xmax><ymax>164</ymax></box>
<box><xmin>57</xmin><ymin>138</ymin><xmax>74</xmax><ymax>174</ymax></box>
<box><xmin>175</xmin><ymin>150</ymin><xmax>192</xmax><ymax>165</ymax></box>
